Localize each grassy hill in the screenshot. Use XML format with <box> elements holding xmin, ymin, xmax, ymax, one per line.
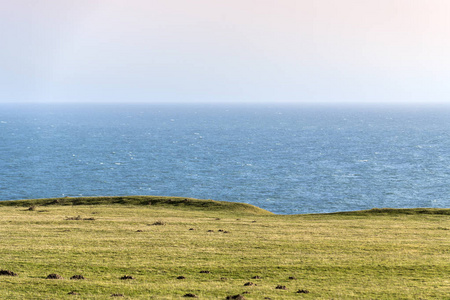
<box><xmin>0</xmin><ymin>196</ymin><xmax>449</xmax><ymax>299</ymax></box>
<box><xmin>0</xmin><ymin>196</ymin><xmax>273</xmax><ymax>215</ymax></box>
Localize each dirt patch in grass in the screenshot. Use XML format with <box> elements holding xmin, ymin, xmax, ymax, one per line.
<box><xmin>65</xmin><ymin>215</ymin><xmax>95</xmax><ymax>221</ymax></box>
<box><xmin>0</xmin><ymin>270</ymin><xmax>18</xmax><ymax>276</ymax></box>
<box><xmin>68</xmin><ymin>291</ymin><xmax>80</xmax><ymax>295</ymax></box>
<box><xmin>226</xmin><ymin>295</ymin><xmax>246</xmax><ymax>300</ymax></box>
<box><xmin>111</xmin><ymin>293</ymin><xmax>124</xmax><ymax>297</ymax></box>
<box><xmin>150</xmin><ymin>220</ymin><xmax>166</xmax><ymax>226</ymax></box>
<box><xmin>183</xmin><ymin>293</ymin><xmax>198</xmax><ymax>298</ymax></box>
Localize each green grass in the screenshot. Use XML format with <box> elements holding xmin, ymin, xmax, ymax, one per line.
<box><xmin>0</xmin><ymin>196</ymin><xmax>449</xmax><ymax>299</ymax></box>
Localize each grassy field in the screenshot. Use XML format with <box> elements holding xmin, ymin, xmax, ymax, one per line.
<box><xmin>0</xmin><ymin>196</ymin><xmax>449</xmax><ymax>299</ymax></box>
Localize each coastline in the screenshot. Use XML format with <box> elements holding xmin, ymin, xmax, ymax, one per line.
<box><xmin>0</xmin><ymin>195</ymin><xmax>448</xmax><ymax>216</ymax></box>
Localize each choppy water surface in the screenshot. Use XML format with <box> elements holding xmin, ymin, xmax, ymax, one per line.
<box><xmin>1</xmin><ymin>103</ymin><xmax>449</xmax><ymax>214</ymax></box>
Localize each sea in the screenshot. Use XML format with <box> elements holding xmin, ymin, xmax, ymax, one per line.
<box><xmin>1</xmin><ymin>103</ymin><xmax>449</xmax><ymax>214</ymax></box>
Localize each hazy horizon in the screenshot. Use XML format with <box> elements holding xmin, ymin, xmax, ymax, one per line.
<box><xmin>2</xmin><ymin>1</ymin><xmax>450</xmax><ymax>105</ymax></box>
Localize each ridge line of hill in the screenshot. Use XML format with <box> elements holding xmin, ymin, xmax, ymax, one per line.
<box><xmin>0</xmin><ymin>196</ymin><xmax>448</xmax><ymax>216</ymax></box>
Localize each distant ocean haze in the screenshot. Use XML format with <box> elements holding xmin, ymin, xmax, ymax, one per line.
<box><xmin>0</xmin><ymin>103</ymin><xmax>449</xmax><ymax>214</ymax></box>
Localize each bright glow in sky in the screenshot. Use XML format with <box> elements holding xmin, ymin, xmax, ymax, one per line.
<box><xmin>1</xmin><ymin>0</ymin><xmax>450</xmax><ymax>104</ymax></box>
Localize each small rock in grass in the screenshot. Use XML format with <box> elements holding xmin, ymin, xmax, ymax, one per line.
<box><xmin>46</xmin><ymin>274</ymin><xmax>63</xmax><ymax>279</ymax></box>
<box><xmin>183</xmin><ymin>293</ymin><xmax>198</xmax><ymax>298</ymax></box>
<box><xmin>243</xmin><ymin>282</ymin><xmax>255</xmax><ymax>286</ymax></box>
<box><xmin>136</xmin><ymin>230</ymin><xmax>143</xmax><ymax>232</ymax></box>
<box><xmin>252</xmin><ymin>276</ymin><xmax>261</xmax><ymax>279</ymax></box>
<box><xmin>275</xmin><ymin>285</ymin><xmax>287</xmax><ymax>290</ymax></box>
<box><xmin>226</xmin><ymin>295</ymin><xmax>246</xmax><ymax>300</ymax></box>
<box><xmin>0</xmin><ymin>270</ymin><xmax>18</xmax><ymax>276</ymax></box>
<box><xmin>189</xmin><ymin>228</ymin><xmax>195</xmax><ymax>231</ymax></box>
<box><xmin>70</xmin><ymin>275</ymin><xmax>85</xmax><ymax>280</ymax></box>
<box><xmin>177</xmin><ymin>276</ymin><xmax>186</xmax><ymax>279</ymax></box>
<box><xmin>218</xmin><ymin>229</ymin><xmax>224</xmax><ymax>232</ymax></box>
<box><xmin>199</xmin><ymin>270</ymin><xmax>211</xmax><ymax>274</ymax></box>
<box><xmin>297</xmin><ymin>289</ymin><xmax>310</xmax><ymax>294</ymax></box>
<box><xmin>120</xmin><ymin>275</ymin><xmax>134</xmax><ymax>280</ymax></box>
<box><xmin>288</xmin><ymin>276</ymin><xmax>296</xmax><ymax>280</ymax></box>
<box><xmin>207</xmin><ymin>230</ymin><xmax>214</xmax><ymax>232</ymax></box>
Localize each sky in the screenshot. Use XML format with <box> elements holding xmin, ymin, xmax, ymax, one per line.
<box><xmin>1</xmin><ymin>0</ymin><xmax>450</xmax><ymax>104</ymax></box>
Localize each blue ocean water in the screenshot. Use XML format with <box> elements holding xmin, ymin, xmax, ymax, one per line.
<box><xmin>1</xmin><ymin>103</ymin><xmax>449</xmax><ymax>214</ymax></box>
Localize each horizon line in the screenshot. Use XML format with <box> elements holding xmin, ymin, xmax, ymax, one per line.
<box><xmin>1</xmin><ymin>101</ymin><xmax>450</xmax><ymax>107</ymax></box>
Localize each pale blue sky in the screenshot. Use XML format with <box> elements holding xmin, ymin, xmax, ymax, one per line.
<box><xmin>1</xmin><ymin>0</ymin><xmax>450</xmax><ymax>104</ymax></box>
